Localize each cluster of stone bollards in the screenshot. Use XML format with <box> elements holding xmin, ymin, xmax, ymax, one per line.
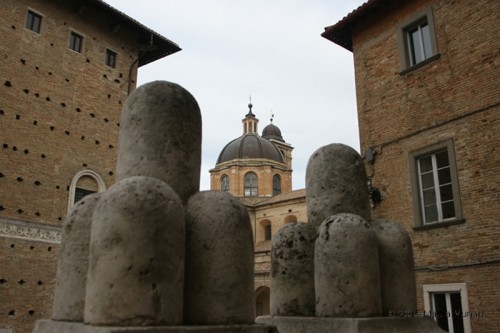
<box><xmin>34</xmin><ymin>81</ymin><xmax>272</xmax><ymax>333</ymax></box>
<box><xmin>258</xmin><ymin>144</ymin><xmax>446</xmax><ymax>332</ymax></box>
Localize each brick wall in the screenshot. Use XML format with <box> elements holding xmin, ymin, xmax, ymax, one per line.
<box><xmin>350</xmin><ymin>0</ymin><xmax>499</xmax><ymax>331</ymax></box>
<box><xmin>0</xmin><ymin>0</ymin><xmax>145</xmax><ymax>331</ymax></box>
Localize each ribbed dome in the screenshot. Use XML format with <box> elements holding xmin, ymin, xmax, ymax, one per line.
<box><xmin>216</xmin><ymin>134</ymin><xmax>284</xmax><ymax>164</ymax></box>
<box><xmin>262</xmin><ymin>123</ymin><xmax>284</xmax><ymax>142</ymax></box>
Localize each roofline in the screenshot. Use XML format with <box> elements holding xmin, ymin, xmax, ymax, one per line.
<box><xmin>87</xmin><ymin>0</ymin><xmax>181</xmax><ymax>66</ymax></box>
<box><xmin>321</xmin><ymin>0</ymin><xmax>383</xmax><ymax>52</ymax></box>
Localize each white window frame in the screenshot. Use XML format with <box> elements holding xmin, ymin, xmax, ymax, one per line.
<box><xmin>423</xmin><ymin>283</ymin><xmax>472</xmax><ymax>333</ymax></box>
<box><xmin>25</xmin><ymin>8</ymin><xmax>43</xmax><ymax>34</ymax></box>
<box><xmin>68</xmin><ymin>30</ymin><xmax>84</xmax><ymax>53</ymax></box>
<box><xmin>397</xmin><ymin>7</ymin><xmax>439</xmax><ymax>73</ymax></box>
<box><xmin>67</xmin><ymin>170</ymin><xmax>106</xmax><ymax>211</ymax></box>
<box><xmin>409</xmin><ymin>140</ymin><xmax>463</xmax><ymax>228</ymax></box>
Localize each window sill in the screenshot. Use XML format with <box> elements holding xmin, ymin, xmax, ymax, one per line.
<box><xmin>413</xmin><ymin>218</ymin><xmax>465</xmax><ymax>231</ymax></box>
<box><xmin>399</xmin><ymin>53</ymin><xmax>441</xmax><ymax>75</ymax></box>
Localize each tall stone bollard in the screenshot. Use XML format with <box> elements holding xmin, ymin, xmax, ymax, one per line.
<box><xmin>85</xmin><ymin>176</ymin><xmax>185</xmax><ymax>326</ymax></box>
<box><xmin>270</xmin><ymin>222</ymin><xmax>316</xmax><ymax>316</ymax></box>
<box><xmin>372</xmin><ymin>219</ymin><xmax>417</xmax><ymax>315</ymax></box>
<box><xmin>52</xmin><ymin>193</ymin><xmax>102</xmax><ymax>322</ymax></box>
<box><xmin>184</xmin><ymin>191</ymin><xmax>254</xmax><ymax>324</ymax></box>
<box><xmin>306</xmin><ymin>144</ymin><xmax>370</xmax><ymax>229</ymax></box>
<box><xmin>116</xmin><ymin>81</ymin><xmax>202</xmax><ymax>204</ymax></box>
<box><xmin>315</xmin><ymin>213</ymin><xmax>382</xmax><ymax>317</ymax></box>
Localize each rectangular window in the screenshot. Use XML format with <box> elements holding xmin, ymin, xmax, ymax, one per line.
<box><xmin>423</xmin><ymin>284</ymin><xmax>472</xmax><ymax>333</ymax></box>
<box><xmin>398</xmin><ymin>7</ymin><xmax>439</xmax><ymax>72</ymax></box>
<box><xmin>409</xmin><ymin>140</ymin><xmax>462</xmax><ymax>227</ymax></box>
<box><xmin>69</xmin><ymin>31</ymin><xmax>83</xmax><ymax>53</ymax></box>
<box><xmin>26</xmin><ymin>10</ymin><xmax>42</xmax><ymax>33</ymax></box>
<box><xmin>264</xmin><ymin>224</ymin><xmax>272</xmax><ymax>241</ymax></box>
<box><xmin>105</xmin><ymin>49</ymin><xmax>117</xmax><ymax>68</ymax></box>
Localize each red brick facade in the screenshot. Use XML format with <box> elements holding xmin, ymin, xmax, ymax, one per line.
<box><xmin>0</xmin><ymin>1</ymin><xmax>179</xmax><ymax>332</ymax></box>
<box><xmin>324</xmin><ymin>0</ymin><xmax>499</xmax><ymax>332</ymax></box>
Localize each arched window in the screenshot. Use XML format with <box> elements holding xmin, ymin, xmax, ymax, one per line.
<box><xmin>284</xmin><ymin>215</ymin><xmax>297</xmax><ymax>224</ymax></box>
<box><xmin>221</xmin><ymin>175</ymin><xmax>230</xmax><ymax>192</ymax></box>
<box><xmin>272</xmin><ymin>174</ymin><xmax>281</xmax><ymax>196</ymax></box>
<box><xmin>244</xmin><ymin>172</ymin><xmax>258</xmax><ymax>196</ymax></box>
<box><xmin>264</xmin><ymin>224</ymin><xmax>272</xmax><ymax>240</ymax></box>
<box><xmin>67</xmin><ymin>170</ymin><xmax>106</xmax><ymax>211</ymax></box>
<box><xmin>259</xmin><ymin>219</ymin><xmax>272</xmax><ymax>242</ymax></box>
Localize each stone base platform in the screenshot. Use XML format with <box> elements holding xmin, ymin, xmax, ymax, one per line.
<box><xmin>33</xmin><ymin>320</ymin><xmax>274</xmax><ymax>333</ymax></box>
<box><xmin>255</xmin><ymin>315</ymin><xmax>446</xmax><ymax>333</ymax></box>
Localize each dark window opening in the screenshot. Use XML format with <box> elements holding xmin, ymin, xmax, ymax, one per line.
<box><xmin>26</xmin><ymin>10</ymin><xmax>42</xmax><ymax>33</ymax></box>
<box><xmin>74</xmin><ymin>187</ymin><xmax>95</xmax><ymax>204</ymax></box>
<box><xmin>106</xmin><ymin>49</ymin><xmax>117</xmax><ymax>68</ymax></box>
<box><xmin>69</xmin><ymin>32</ymin><xmax>83</xmax><ymax>53</ymax></box>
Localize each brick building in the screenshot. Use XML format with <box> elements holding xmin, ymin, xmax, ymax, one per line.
<box><xmin>209</xmin><ymin>104</ymin><xmax>307</xmax><ymax>316</ymax></box>
<box><xmin>0</xmin><ymin>1</ymin><xmax>180</xmax><ymax>332</ymax></box>
<box><xmin>322</xmin><ymin>0</ymin><xmax>499</xmax><ymax>332</ymax></box>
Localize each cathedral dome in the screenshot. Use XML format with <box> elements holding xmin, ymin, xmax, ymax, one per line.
<box><xmin>262</xmin><ymin>123</ymin><xmax>284</xmax><ymax>142</ymax></box>
<box><xmin>216</xmin><ymin>134</ymin><xmax>284</xmax><ymax>164</ymax></box>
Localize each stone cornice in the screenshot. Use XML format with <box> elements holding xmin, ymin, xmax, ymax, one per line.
<box><xmin>0</xmin><ymin>217</ymin><xmax>61</xmax><ymax>244</ymax></box>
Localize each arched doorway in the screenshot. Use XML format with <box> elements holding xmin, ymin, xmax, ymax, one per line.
<box><xmin>255</xmin><ymin>286</ymin><xmax>270</xmax><ymax>317</ymax></box>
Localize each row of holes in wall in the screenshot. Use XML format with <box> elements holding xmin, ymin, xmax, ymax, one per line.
<box><xmin>6</xmin><ymin>310</ymin><xmax>36</xmax><ymax>317</ymax></box>
<box><xmin>3</xmin><ymin>79</ymin><xmax>121</xmax><ymax>128</ymax></box>
<box><xmin>0</xmin><ymin>163</ymin><xmax>112</xmax><ymax>219</ymax></box>
<box><xmin>2</xmin><ymin>243</ymin><xmax>50</xmax><ymax>317</ymax></box>
<box><xmin>11</xmin><ymin>20</ymin><xmax>137</xmax><ymax>86</ymax></box>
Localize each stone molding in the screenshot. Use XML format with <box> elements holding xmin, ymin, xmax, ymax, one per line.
<box><xmin>0</xmin><ymin>217</ymin><xmax>61</xmax><ymax>243</ymax></box>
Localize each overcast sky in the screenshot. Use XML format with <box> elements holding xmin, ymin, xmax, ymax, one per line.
<box><xmin>105</xmin><ymin>0</ymin><xmax>366</xmax><ymax>190</ymax></box>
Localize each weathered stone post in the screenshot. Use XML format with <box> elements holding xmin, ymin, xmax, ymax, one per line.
<box><xmin>85</xmin><ymin>176</ymin><xmax>185</xmax><ymax>325</ymax></box>
<box><xmin>306</xmin><ymin>143</ymin><xmax>370</xmax><ymax>229</ymax></box>
<box><xmin>85</xmin><ymin>81</ymin><xmax>202</xmax><ymax>325</ymax></box>
<box><xmin>270</xmin><ymin>222</ymin><xmax>316</xmax><ymax>316</ymax></box>
<box><xmin>315</xmin><ymin>213</ymin><xmax>382</xmax><ymax>317</ymax></box>
<box><xmin>372</xmin><ymin>219</ymin><xmax>417</xmax><ymax>315</ymax></box>
<box><xmin>52</xmin><ymin>193</ymin><xmax>101</xmax><ymax>322</ymax></box>
<box><xmin>116</xmin><ymin>80</ymin><xmax>202</xmax><ymax>204</ymax></box>
<box><xmin>184</xmin><ymin>191</ymin><xmax>255</xmax><ymax>324</ymax></box>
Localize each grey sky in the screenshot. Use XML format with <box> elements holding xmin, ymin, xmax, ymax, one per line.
<box><xmin>104</xmin><ymin>0</ymin><xmax>366</xmax><ymax>190</ymax></box>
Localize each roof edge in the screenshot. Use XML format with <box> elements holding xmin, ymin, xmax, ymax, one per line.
<box><xmin>321</xmin><ymin>0</ymin><xmax>383</xmax><ymax>52</ymax></box>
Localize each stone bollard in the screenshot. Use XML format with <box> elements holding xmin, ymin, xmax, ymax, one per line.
<box><xmin>372</xmin><ymin>219</ymin><xmax>417</xmax><ymax>315</ymax></box>
<box><xmin>116</xmin><ymin>81</ymin><xmax>202</xmax><ymax>204</ymax></box>
<box><xmin>52</xmin><ymin>193</ymin><xmax>102</xmax><ymax>322</ymax></box>
<box><xmin>270</xmin><ymin>222</ymin><xmax>316</xmax><ymax>316</ymax></box>
<box><xmin>184</xmin><ymin>191</ymin><xmax>254</xmax><ymax>324</ymax></box>
<box><xmin>306</xmin><ymin>144</ymin><xmax>370</xmax><ymax>230</ymax></box>
<box><xmin>84</xmin><ymin>176</ymin><xmax>185</xmax><ymax>326</ymax></box>
<box><xmin>315</xmin><ymin>213</ymin><xmax>382</xmax><ymax>317</ymax></box>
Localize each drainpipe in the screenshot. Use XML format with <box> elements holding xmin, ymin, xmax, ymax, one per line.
<box><xmin>127</xmin><ymin>33</ymin><xmax>154</xmax><ymax>95</ymax></box>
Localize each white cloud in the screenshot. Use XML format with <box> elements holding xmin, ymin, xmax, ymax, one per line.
<box><xmin>105</xmin><ymin>0</ymin><xmax>365</xmax><ymax>190</ymax></box>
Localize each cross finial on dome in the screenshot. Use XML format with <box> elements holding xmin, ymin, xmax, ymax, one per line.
<box><xmin>248</xmin><ymin>95</ymin><xmax>253</xmax><ymax>114</ymax></box>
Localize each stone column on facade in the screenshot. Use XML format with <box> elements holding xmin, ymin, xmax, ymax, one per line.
<box><xmin>52</xmin><ymin>193</ymin><xmax>102</xmax><ymax>322</ymax></box>
<box><xmin>306</xmin><ymin>143</ymin><xmax>370</xmax><ymax>230</ymax></box>
<box><xmin>184</xmin><ymin>191</ymin><xmax>255</xmax><ymax>324</ymax></box>
<box><xmin>270</xmin><ymin>222</ymin><xmax>316</xmax><ymax>316</ymax></box>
